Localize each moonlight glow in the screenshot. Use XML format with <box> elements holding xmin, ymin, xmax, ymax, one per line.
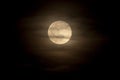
<box><xmin>48</xmin><ymin>21</ymin><xmax>72</xmax><ymax>44</ymax></box>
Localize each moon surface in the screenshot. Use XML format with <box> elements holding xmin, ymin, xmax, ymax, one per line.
<box><xmin>48</xmin><ymin>21</ymin><xmax>72</xmax><ymax>44</ymax></box>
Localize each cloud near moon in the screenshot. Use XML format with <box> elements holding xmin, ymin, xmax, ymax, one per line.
<box><xmin>18</xmin><ymin>0</ymin><xmax>106</xmax><ymax>72</ymax></box>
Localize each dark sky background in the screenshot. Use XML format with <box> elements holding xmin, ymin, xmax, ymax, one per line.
<box><xmin>5</xmin><ymin>0</ymin><xmax>113</xmax><ymax>79</ymax></box>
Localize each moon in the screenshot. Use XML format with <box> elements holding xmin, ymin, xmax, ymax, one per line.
<box><xmin>48</xmin><ymin>21</ymin><xmax>72</xmax><ymax>44</ymax></box>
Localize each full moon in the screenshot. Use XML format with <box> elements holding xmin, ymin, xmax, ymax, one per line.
<box><xmin>48</xmin><ymin>21</ymin><xmax>72</xmax><ymax>44</ymax></box>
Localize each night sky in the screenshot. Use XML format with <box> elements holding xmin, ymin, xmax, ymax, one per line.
<box><xmin>5</xmin><ymin>0</ymin><xmax>113</xmax><ymax>78</ymax></box>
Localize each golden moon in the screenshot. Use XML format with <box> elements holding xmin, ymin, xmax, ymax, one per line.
<box><xmin>48</xmin><ymin>21</ymin><xmax>72</xmax><ymax>44</ymax></box>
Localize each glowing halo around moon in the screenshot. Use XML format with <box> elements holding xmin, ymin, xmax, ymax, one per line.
<box><xmin>48</xmin><ymin>21</ymin><xmax>72</xmax><ymax>45</ymax></box>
